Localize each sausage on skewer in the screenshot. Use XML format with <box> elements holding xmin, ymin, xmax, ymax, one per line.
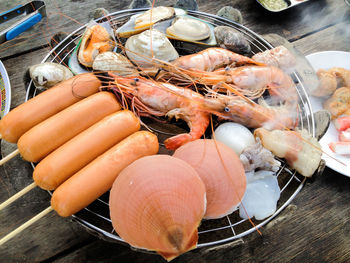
<box><xmin>0</xmin><ymin>73</ymin><xmax>101</xmax><ymax>143</ymax></box>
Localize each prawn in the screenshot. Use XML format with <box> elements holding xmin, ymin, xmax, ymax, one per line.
<box><xmin>208</xmin><ymin>93</ymin><xmax>298</xmax><ymax>130</ymax></box>
<box><xmin>163</xmin><ymin>65</ymin><xmax>298</xmax><ymax>103</ymax></box>
<box><xmin>170</xmin><ymin>47</ymin><xmax>265</xmax><ymax>72</ymax></box>
<box><xmin>106</xmin><ymin>74</ymin><xmax>221</xmax><ymax>150</ymax></box>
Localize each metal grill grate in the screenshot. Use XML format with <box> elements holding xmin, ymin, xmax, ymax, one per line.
<box><xmin>26</xmin><ymin>9</ymin><xmax>313</xmax><ymax>249</ymax></box>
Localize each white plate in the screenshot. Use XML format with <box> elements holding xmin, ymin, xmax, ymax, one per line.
<box><xmin>0</xmin><ymin>60</ymin><xmax>11</xmax><ymax>118</ymax></box>
<box><xmin>306</xmin><ymin>51</ymin><xmax>350</xmax><ymax>177</ymax></box>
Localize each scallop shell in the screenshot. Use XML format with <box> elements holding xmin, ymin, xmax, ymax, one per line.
<box><xmin>173</xmin><ymin>139</ymin><xmax>246</xmax><ymax>219</ymax></box>
<box><xmin>29</xmin><ymin>62</ymin><xmax>73</xmax><ymax>90</ymax></box>
<box><xmin>109</xmin><ymin>155</ymin><xmax>206</xmax><ymax>261</ymax></box>
<box><xmin>78</xmin><ymin>24</ymin><xmax>114</xmax><ymax>67</ymax></box>
<box><xmin>125</xmin><ymin>29</ymin><xmax>179</xmax><ymax>67</ymax></box>
<box><xmin>92</xmin><ymin>52</ymin><xmax>135</xmax><ymax>76</ymax></box>
<box><xmin>166</xmin><ymin>16</ymin><xmax>210</xmax><ymax>41</ymax></box>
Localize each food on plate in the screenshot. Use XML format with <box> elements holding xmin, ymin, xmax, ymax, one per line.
<box><xmin>252</xmin><ymin>45</ymin><xmax>296</xmax><ymax>73</ymax></box>
<box><xmin>314</xmin><ymin>69</ymin><xmax>338</xmax><ymax>97</ymax></box>
<box><xmin>173</xmin><ymin>139</ymin><xmax>246</xmax><ymax>219</ymax></box>
<box><xmin>214</xmin><ymin>26</ymin><xmax>251</xmax><ymax>54</ymax></box>
<box><xmin>78</xmin><ymin>23</ymin><xmax>114</xmax><ymax>67</ymax></box>
<box><xmin>0</xmin><ymin>73</ymin><xmax>101</xmax><ymax>143</ymax></box>
<box><xmin>258</xmin><ymin>0</ymin><xmax>288</xmax><ymax>11</ymax></box>
<box><xmin>334</xmin><ymin>115</ymin><xmax>350</xmax><ymax>131</ymax></box>
<box><xmin>51</xmin><ymin>131</ymin><xmax>159</xmax><ymax>217</ymax></box>
<box><xmin>166</xmin><ymin>15</ymin><xmax>211</xmax><ymax>42</ymax></box>
<box><xmin>92</xmin><ymin>52</ymin><xmax>135</xmax><ymax>75</ymax></box>
<box><xmin>254</xmin><ymin>128</ymin><xmax>322</xmax><ymax>177</ymax></box>
<box><xmin>323</xmin><ymin>87</ymin><xmax>350</xmax><ymax>119</ymax></box>
<box><xmin>213</xmin><ymin>122</ymin><xmax>255</xmax><ymax>155</ymax></box>
<box><xmin>329</xmin><ymin>141</ymin><xmax>350</xmax><ymax>155</ymax></box>
<box><xmin>239</xmin><ymin>170</ymin><xmax>280</xmax><ymax>220</ymax></box>
<box><xmin>171</xmin><ymin>47</ymin><xmax>264</xmax><ymax>72</ymax></box>
<box><xmin>29</xmin><ymin>62</ymin><xmax>73</xmax><ymax>90</ymax></box>
<box><xmin>240</xmin><ymin>139</ymin><xmax>281</xmax><ymax>172</ymax></box>
<box><xmin>339</xmin><ymin>129</ymin><xmax>350</xmax><ymax>142</ymax></box>
<box><xmin>313</xmin><ymin>67</ymin><xmax>350</xmax><ymax>97</ymax></box>
<box><xmin>17</xmin><ymin>92</ymin><xmax>121</xmax><ymax>162</ymax></box>
<box><xmin>125</xmin><ymin>29</ymin><xmax>179</xmax><ymax>67</ymax></box>
<box><xmin>33</xmin><ymin>110</ymin><xmax>140</xmax><ymax>190</ymax></box>
<box><xmin>109</xmin><ymin>155</ymin><xmax>206</xmax><ymax>261</ymax></box>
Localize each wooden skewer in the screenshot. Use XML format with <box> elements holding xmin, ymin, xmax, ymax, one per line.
<box><xmin>0</xmin><ymin>182</ymin><xmax>37</xmax><ymax>211</ymax></box>
<box><xmin>0</xmin><ymin>149</ymin><xmax>20</xmax><ymax>166</ymax></box>
<box><xmin>0</xmin><ymin>206</ymin><xmax>53</xmax><ymax>246</ymax></box>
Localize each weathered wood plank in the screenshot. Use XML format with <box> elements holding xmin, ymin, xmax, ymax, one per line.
<box><xmin>0</xmin><ymin>0</ymin><xmax>349</xmax><ymax>262</ymax></box>
<box><xmin>0</xmin><ymin>0</ymin><xmax>349</xmax><ymax>58</ymax></box>
<box><xmin>293</xmin><ymin>21</ymin><xmax>350</xmax><ymax>55</ymax></box>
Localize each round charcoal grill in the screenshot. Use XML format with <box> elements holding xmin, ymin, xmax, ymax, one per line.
<box><xmin>26</xmin><ymin>9</ymin><xmax>314</xmax><ymax>250</ymax></box>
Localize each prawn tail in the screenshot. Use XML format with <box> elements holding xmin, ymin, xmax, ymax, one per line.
<box><xmin>164</xmin><ymin>134</ymin><xmax>193</xmax><ymax>150</ymax></box>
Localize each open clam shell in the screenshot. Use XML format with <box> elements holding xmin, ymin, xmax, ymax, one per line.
<box><xmin>77</xmin><ymin>21</ymin><xmax>115</xmax><ymax>67</ymax></box>
<box><xmin>29</xmin><ymin>62</ymin><xmax>73</xmax><ymax>90</ymax></box>
<box><xmin>125</xmin><ymin>29</ymin><xmax>179</xmax><ymax>67</ymax></box>
<box><xmin>166</xmin><ymin>15</ymin><xmax>210</xmax><ymax>42</ymax></box>
<box><xmin>116</xmin><ymin>7</ymin><xmax>186</xmax><ymax>38</ymax></box>
<box><xmin>109</xmin><ymin>155</ymin><xmax>206</xmax><ymax>261</ymax></box>
<box><xmin>92</xmin><ymin>52</ymin><xmax>135</xmax><ymax>76</ymax></box>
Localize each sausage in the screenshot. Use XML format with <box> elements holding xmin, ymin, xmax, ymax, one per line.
<box><xmin>0</xmin><ymin>73</ymin><xmax>101</xmax><ymax>143</ymax></box>
<box><xmin>51</xmin><ymin>131</ymin><xmax>159</xmax><ymax>217</ymax></box>
<box><xmin>17</xmin><ymin>91</ymin><xmax>121</xmax><ymax>163</ymax></box>
<box><xmin>33</xmin><ymin>110</ymin><xmax>140</xmax><ymax>190</ymax></box>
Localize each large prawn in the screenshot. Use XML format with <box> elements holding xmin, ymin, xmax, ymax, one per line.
<box><xmin>160</xmin><ymin>65</ymin><xmax>298</xmax><ymax>103</ymax></box>
<box><xmin>170</xmin><ymin>47</ymin><xmax>265</xmax><ymax>71</ymax></box>
<box><xmin>105</xmin><ymin>74</ymin><xmax>297</xmax><ymax>148</ymax></box>
<box><xmin>106</xmin><ymin>74</ymin><xmax>222</xmax><ymax>150</ymax></box>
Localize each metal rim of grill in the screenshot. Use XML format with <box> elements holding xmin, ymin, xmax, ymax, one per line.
<box><xmin>26</xmin><ymin>9</ymin><xmax>314</xmax><ymax>250</ymax></box>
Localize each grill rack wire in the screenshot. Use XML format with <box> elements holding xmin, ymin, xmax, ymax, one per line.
<box><xmin>26</xmin><ymin>9</ymin><xmax>314</xmax><ymax>250</ymax></box>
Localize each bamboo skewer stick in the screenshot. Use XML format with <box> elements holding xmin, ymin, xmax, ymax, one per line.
<box><xmin>0</xmin><ymin>182</ymin><xmax>37</xmax><ymax>211</ymax></box>
<box><xmin>0</xmin><ymin>206</ymin><xmax>53</xmax><ymax>246</ymax></box>
<box><xmin>0</xmin><ymin>149</ymin><xmax>20</xmax><ymax>165</ymax></box>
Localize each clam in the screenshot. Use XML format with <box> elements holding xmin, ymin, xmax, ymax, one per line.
<box><xmin>78</xmin><ymin>23</ymin><xmax>114</xmax><ymax>67</ymax></box>
<box><xmin>29</xmin><ymin>62</ymin><xmax>73</xmax><ymax>90</ymax></box>
<box><xmin>116</xmin><ymin>7</ymin><xmax>186</xmax><ymax>38</ymax></box>
<box><xmin>109</xmin><ymin>155</ymin><xmax>206</xmax><ymax>261</ymax></box>
<box><xmin>166</xmin><ymin>15</ymin><xmax>210</xmax><ymax>41</ymax></box>
<box><xmin>214</xmin><ymin>26</ymin><xmax>251</xmax><ymax>54</ymax></box>
<box><xmin>173</xmin><ymin>139</ymin><xmax>247</xmax><ymax>219</ymax></box>
<box><xmin>92</xmin><ymin>52</ymin><xmax>135</xmax><ymax>76</ymax></box>
<box><xmin>135</xmin><ymin>6</ymin><xmax>175</xmax><ymax>29</ymax></box>
<box><xmin>125</xmin><ymin>29</ymin><xmax>179</xmax><ymax>67</ymax></box>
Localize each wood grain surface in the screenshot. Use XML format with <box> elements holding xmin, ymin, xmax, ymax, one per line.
<box><xmin>0</xmin><ymin>0</ymin><xmax>349</xmax><ymax>262</ymax></box>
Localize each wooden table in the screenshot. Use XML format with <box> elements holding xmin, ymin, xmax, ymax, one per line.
<box><xmin>0</xmin><ymin>1</ymin><xmax>349</xmax><ymax>262</ymax></box>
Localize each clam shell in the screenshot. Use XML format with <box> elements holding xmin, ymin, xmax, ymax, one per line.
<box><xmin>92</xmin><ymin>52</ymin><xmax>135</xmax><ymax>76</ymax></box>
<box><xmin>78</xmin><ymin>24</ymin><xmax>114</xmax><ymax>67</ymax></box>
<box><xmin>173</xmin><ymin>139</ymin><xmax>247</xmax><ymax>219</ymax></box>
<box><xmin>29</xmin><ymin>62</ymin><xmax>73</xmax><ymax>90</ymax></box>
<box><xmin>109</xmin><ymin>155</ymin><xmax>206</xmax><ymax>261</ymax></box>
<box><xmin>134</xmin><ymin>6</ymin><xmax>175</xmax><ymax>29</ymax></box>
<box><xmin>116</xmin><ymin>8</ymin><xmax>186</xmax><ymax>38</ymax></box>
<box><xmin>166</xmin><ymin>16</ymin><xmax>210</xmax><ymax>41</ymax></box>
<box><xmin>125</xmin><ymin>29</ymin><xmax>179</xmax><ymax>67</ymax></box>
<box><xmin>214</xmin><ymin>26</ymin><xmax>251</xmax><ymax>54</ymax></box>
